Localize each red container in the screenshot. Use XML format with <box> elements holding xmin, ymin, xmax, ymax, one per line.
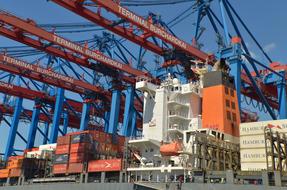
<box><xmin>9</xmin><ymin>168</ymin><xmax>21</xmax><ymax>177</ymax></box>
<box><xmin>105</xmin><ymin>144</ymin><xmax>112</xmax><ymax>153</ymax></box>
<box><xmin>55</xmin><ymin>145</ymin><xmax>70</xmax><ymax>155</ymax></box>
<box><xmin>117</xmin><ymin>136</ymin><xmax>126</xmax><ymax>146</ymax></box>
<box><xmin>57</xmin><ymin>136</ymin><xmax>71</xmax><ymax>145</ymax></box>
<box><xmin>105</xmin><ymin>133</ymin><xmax>112</xmax><ymax>144</ymax></box>
<box><xmin>99</xmin><ymin>132</ymin><xmax>106</xmax><ymax>143</ymax></box>
<box><xmin>67</xmin><ymin>163</ymin><xmax>84</xmax><ymax>174</ymax></box>
<box><xmin>66</xmin><ymin>130</ymin><xmax>90</xmax><ymax>136</ymax></box>
<box><xmin>70</xmin><ymin>143</ymin><xmax>91</xmax><ymax>153</ymax></box>
<box><xmin>88</xmin><ymin>159</ymin><xmax>122</xmax><ymax>172</ymax></box>
<box><xmin>69</xmin><ymin>152</ymin><xmax>90</xmax><ymax>163</ymax></box>
<box><xmin>111</xmin><ymin>145</ymin><xmax>118</xmax><ymax>155</ymax></box>
<box><xmin>118</xmin><ymin>146</ymin><xmax>124</xmax><ymax>153</ymax></box>
<box><xmin>97</xmin><ymin>143</ymin><xmax>106</xmax><ymax>154</ymax></box>
<box><xmin>90</xmin><ymin>130</ymin><xmax>100</xmax><ymax>140</ymax></box>
<box><xmin>53</xmin><ymin>164</ymin><xmax>68</xmax><ymax>174</ymax></box>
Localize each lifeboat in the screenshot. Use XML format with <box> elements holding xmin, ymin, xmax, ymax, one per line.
<box><xmin>160</xmin><ymin>141</ymin><xmax>182</xmax><ymax>156</ymax></box>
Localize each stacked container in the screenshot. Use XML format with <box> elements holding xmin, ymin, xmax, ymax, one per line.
<box><xmin>68</xmin><ymin>133</ymin><xmax>93</xmax><ymax>174</ymax></box>
<box><xmin>53</xmin><ymin>135</ymin><xmax>70</xmax><ymax>175</ymax></box>
<box><xmin>7</xmin><ymin>156</ymin><xmax>24</xmax><ymax>178</ymax></box>
<box><xmin>52</xmin><ymin>130</ymin><xmax>126</xmax><ymax>175</ymax></box>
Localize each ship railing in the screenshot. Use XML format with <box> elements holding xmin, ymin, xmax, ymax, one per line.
<box><xmin>169</xmin><ymin>111</ymin><xmax>189</xmax><ymax>118</ymax></box>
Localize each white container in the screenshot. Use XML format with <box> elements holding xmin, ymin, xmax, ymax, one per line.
<box><xmin>240</xmin><ymin>135</ymin><xmax>266</xmax><ymax>149</ymax></box>
<box><xmin>241</xmin><ymin>162</ymin><xmax>267</xmax><ymax>171</ymax></box>
<box><xmin>39</xmin><ymin>143</ymin><xmax>57</xmax><ymax>151</ymax></box>
<box><xmin>240</xmin><ymin>149</ymin><xmax>266</xmax><ymax>162</ymax></box>
<box><xmin>26</xmin><ymin>150</ymin><xmax>42</xmax><ymax>159</ymax></box>
<box><xmin>239</xmin><ymin>119</ymin><xmax>287</xmax><ymax>171</ymax></box>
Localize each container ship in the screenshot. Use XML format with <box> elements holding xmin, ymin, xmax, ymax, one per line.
<box><xmin>0</xmin><ymin>0</ymin><xmax>286</xmax><ymax>190</ymax></box>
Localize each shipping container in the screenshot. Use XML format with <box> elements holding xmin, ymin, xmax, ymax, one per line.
<box><xmin>53</xmin><ymin>164</ymin><xmax>68</xmax><ymax>175</ymax></box>
<box><xmin>57</xmin><ymin>135</ymin><xmax>71</xmax><ymax>145</ymax></box>
<box><xmin>69</xmin><ymin>152</ymin><xmax>90</xmax><ymax>163</ymax></box>
<box><xmin>67</xmin><ymin>163</ymin><xmax>84</xmax><ymax>174</ymax></box>
<box><xmin>106</xmin><ymin>133</ymin><xmax>112</xmax><ymax>144</ymax></box>
<box><xmin>70</xmin><ymin>143</ymin><xmax>92</xmax><ymax>153</ymax></box>
<box><xmin>39</xmin><ymin>143</ymin><xmax>57</xmax><ymax>151</ymax></box>
<box><xmin>7</xmin><ymin>158</ymin><xmax>23</xmax><ymax>169</ymax></box>
<box><xmin>0</xmin><ymin>169</ymin><xmax>10</xmax><ymax>179</ymax></box>
<box><xmin>9</xmin><ymin>168</ymin><xmax>21</xmax><ymax>177</ymax></box>
<box><xmin>117</xmin><ymin>136</ymin><xmax>126</xmax><ymax>146</ymax></box>
<box><xmin>90</xmin><ymin>130</ymin><xmax>100</xmax><ymax>140</ymax></box>
<box><xmin>71</xmin><ymin>133</ymin><xmax>92</xmax><ymax>144</ymax></box>
<box><xmin>55</xmin><ymin>145</ymin><xmax>70</xmax><ymax>155</ymax></box>
<box><xmin>88</xmin><ymin>159</ymin><xmax>122</xmax><ymax>172</ymax></box>
<box><xmin>240</xmin><ymin>119</ymin><xmax>287</xmax><ymax>136</ymax></box>
<box><xmin>98</xmin><ymin>143</ymin><xmax>106</xmax><ymax>154</ymax></box>
<box><xmin>26</xmin><ymin>150</ymin><xmax>42</xmax><ymax>159</ymax></box>
<box><xmin>240</xmin><ymin>149</ymin><xmax>266</xmax><ymax>162</ymax></box>
<box><xmin>239</xmin><ymin>119</ymin><xmax>287</xmax><ymax>171</ymax></box>
<box><xmin>99</xmin><ymin>132</ymin><xmax>106</xmax><ymax>143</ymax></box>
<box><xmin>53</xmin><ymin>154</ymin><xmax>69</xmax><ymax>164</ymax></box>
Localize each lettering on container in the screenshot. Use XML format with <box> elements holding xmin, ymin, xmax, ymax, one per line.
<box><xmin>240</xmin><ymin>123</ymin><xmax>287</xmax><ymax>134</ymax></box>
<box><xmin>241</xmin><ymin>139</ymin><xmax>265</xmax><ymax>145</ymax></box>
<box><xmin>241</xmin><ymin>153</ymin><xmax>266</xmax><ymax>159</ymax></box>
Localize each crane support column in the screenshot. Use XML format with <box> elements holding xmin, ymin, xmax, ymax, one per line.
<box><xmin>79</xmin><ymin>99</ymin><xmax>91</xmax><ymax>131</ymax></box>
<box><xmin>42</xmin><ymin>122</ymin><xmax>50</xmax><ymax>145</ymax></box>
<box><xmin>277</xmin><ymin>71</ymin><xmax>287</xmax><ymax>119</ymax></box>
<box><xmin>229</xmin><ymin>37</ymin><xmax>242</xmax><ymax>111</ymax></box>
<box><xmin>130</xmin><ymin>109</ymin><xmax>137</xmax><ymax>137</ymax></box>
<box><xmin>108</xmin><ymin>90</ymin><xmax>121</xmax><ymax>134</ymax></box>
<box><xmin>104</xmin><ymin>112</ymin><xmax>110</xmax><ymax>133</ymax></box>
<box><xmin>49</xmin><ymin>88</ymin><xmax>65</xmax><ymax>143</ymax></box>
<box><xmin>63</xmin><ymin>112</ymin><xmax>69</xmax><ymax>134</ymax></box>
<box><xmin>4</xmin><ymin>97</ymin><xmax>23</xmax><ymax>160</ymax></box>
<box><xmin>26</xmin><ymin>102</ymin><xmax>41</xmax><ymax>149</ymax></box>
<box><xmin>123</xmin><ymin>86</ymin><xmax>135</xmax><ymax>136</ymax></box>
<box><xmin>219</xmin><ymin>0</ymin><xmax>230</xmax><ymax>46</ymax></box>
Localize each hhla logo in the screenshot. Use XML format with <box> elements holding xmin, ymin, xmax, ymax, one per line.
<box><xmin>105</xmin><ymin>162</ymin><xmax>112</xmax><ymax>168</ymax></box>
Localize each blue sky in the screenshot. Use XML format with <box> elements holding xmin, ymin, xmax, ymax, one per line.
<box><xmin>0</xmin><ymin>0</ymin><xmax>286</xmax><ymax>152</ymax></box>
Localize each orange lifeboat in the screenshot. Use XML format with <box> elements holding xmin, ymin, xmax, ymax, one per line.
<box><xmin>160</xmin><ymin>141</ymin><xmax>182</xmax><ymax>156</ymax></box>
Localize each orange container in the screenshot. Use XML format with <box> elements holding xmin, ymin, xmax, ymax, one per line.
<box><xmin>9</xmin><ymin>168</ymin><xmax>21</xmax><ymax>177</ymax></box>
<box><xmin>98</xmin><ymin>143</ymin><xmax>106</xmax><ymax>154</ymax></box>
<box><xmin>105</xmin><ymin>133</ymin><xmax>112</xmax><ymax>144</ymax></box>
<box><xmin>57</xmin><ymin>135</ymin><xmax>71</xmax><ymax>145</ymax></box>
<box><xmin>0</xmin><ymin>169</ymin><xmax>10</xmax><ymax>179</ymax></box>
<box><xmin>53</xmin><ymin>164</ymin><xmax>68</xmax><ymax>175</ymax></box>
<box><xmin>7</xmin><ymin>159</ymin><xmax>23</xmax><ymax>169</ymax></box>
<box><xmin>67</xmin><ymin>163</ymin><xmax>84</xmax><ymax>174</ymax></box>
<box><xmin>88</xmin><ymin>159</ymin><xmax>122</xmax><ymax>172</ymax></box>
<box><xmin>118</xmin><ymin>145</ymin><xmax>124</xmax><ymax>153</ymax></box>
<box><xmin>55</xmin><ymin>145</ymin><xmax>70</xmax><ymax>155</ymax></box>
<box><xmin>90</xmin><ymin>130</ymin><xmax>100</xmax><ymax>140</ymax></box>
<box><xmin>105</xmin><ymin>144</ymin><xmax>112</xmax><ymax>153</ymax></box>
<box><xmin>8</xmin><ymin>155</ymin><xmax>24</xmax><ymax>161</ymax></box>
<box><xmin>70</xmin><ymin>143</ymin><xmax>91</xmax><ymax>153</ymax></box>
<box><xmin>117</xmin><ymin>136</ymin><xmax>126</xmax><ymax>146</ymax></box>
<box><xmin>69</xmin><ymin>152</ymin><xmax>89</xmax><ymax>163</ymax></box>
<box><xmin>99</xmin><ymin>132</ymin><xmax>106</xmax><ymax>143</ymax></box>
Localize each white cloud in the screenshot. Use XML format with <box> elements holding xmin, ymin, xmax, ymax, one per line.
<box><xmin>263</xmin><ymin>42</ymin><xmax>276</xmax><ymax>53</ymax></box>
